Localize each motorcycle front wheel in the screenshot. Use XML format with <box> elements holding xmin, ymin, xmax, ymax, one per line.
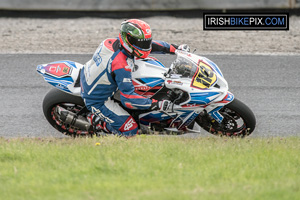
<box><xmin>195</xmin><ymin>98</ymin><xmax>256</xmax><ymax>137</ymax></box>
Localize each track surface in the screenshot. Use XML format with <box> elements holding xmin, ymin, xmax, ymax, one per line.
<box><xmin>0</xmin><ymin>54</ymin><xmax>299</xmax><ymax>137</ymax></box>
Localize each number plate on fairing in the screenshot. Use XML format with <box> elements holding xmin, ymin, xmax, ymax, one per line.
<box><xmin>191</xmin><ymin>61</ymin><xmax>217</xmax><ymax>89</ymax></box>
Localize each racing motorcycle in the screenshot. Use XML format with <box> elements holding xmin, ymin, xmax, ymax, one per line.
<box><xmin>36</xmin><ymin>50</ymin><xmax>256</xmax><ymax>137</ymax></box>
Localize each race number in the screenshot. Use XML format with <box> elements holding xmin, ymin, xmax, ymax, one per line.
<box><xmin>191</xmin><ymin>61</ymin><xmax>217</xmax><ymax>89</ymax></box>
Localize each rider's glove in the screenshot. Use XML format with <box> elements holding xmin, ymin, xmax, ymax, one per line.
<box><xmin>178</xmin><ymin>44</ymin><xmax>190</xmax><ymax>52</ymax></box>
<box><xmin>150</xmin><ymin>99</ymin><xmax>172</xmax><ymax>111</ymax></box>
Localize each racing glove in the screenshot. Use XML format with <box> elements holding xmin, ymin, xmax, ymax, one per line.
<box><xmin>178</xmin><ymin>44</ymin><xmax>190</xmax><ymax>52</ymax></box>
<box><xmin>150</xmin><ymin>99</ymin><xmax>172</xmax><ymax>111</ymax></box>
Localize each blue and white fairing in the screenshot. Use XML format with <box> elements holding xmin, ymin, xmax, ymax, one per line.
<box><xmin>165</xmin><ymin>50</ymin><xmax>234</xmax><ymax>123</ymax></box>
<box><xmin>36</xmin><ymin>60</ymin><xmax>83</xmax><ymax>96</ymax></box>
<box><xmin>131</xmin><ymin>52</ymin><xmax>234</xmax><ymax>132</ymax></box>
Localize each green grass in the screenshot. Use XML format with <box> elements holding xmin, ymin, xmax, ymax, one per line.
<box><xmin>0</xmin><ymin>136</ymin><xmax>299</xmax><ymax>200</ymax></box>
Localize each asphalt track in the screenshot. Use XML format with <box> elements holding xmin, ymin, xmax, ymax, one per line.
<box><xmin>0</xmin><ymin>54</ymin><xmax>299</xmax><ymax>138</ymax></box>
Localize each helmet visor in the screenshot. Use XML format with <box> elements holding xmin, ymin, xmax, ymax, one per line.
<box><xmin>127</xmin><ymin>35</ymin><xmax>152</xmax><ymax>51</ymax></box>
<box><xmin>121</xmin><ymin>22</ymin><xmax>143</xmax><ymax>38</ymax></box>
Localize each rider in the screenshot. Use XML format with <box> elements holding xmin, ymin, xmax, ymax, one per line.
<box><xmin>80</xmin><ymin>19</ymin><xmax>190</xmax><ymax>137</ymax></box>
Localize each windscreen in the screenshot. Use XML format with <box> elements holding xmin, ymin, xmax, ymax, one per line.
<box><xmin>171</xmin><ymin>54</ymin><xmax>218</xmax><ymax>89</ymax></box>
<box><xmin>171</xmin><ymin>56</ymin><xmax>198</xmax><ymax>78</ymax></box>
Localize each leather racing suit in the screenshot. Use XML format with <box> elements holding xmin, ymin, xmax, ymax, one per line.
<box><xmin>80</xmin><ymin>38</ymin><xmax>177</xmax><ymax>137</ymax></box>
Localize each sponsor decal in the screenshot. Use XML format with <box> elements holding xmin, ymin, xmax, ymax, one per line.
<box><xmin>120</xmin><ymin>117</ymin><xmax>137</xmax><ymax>132</ymax></box>
<box><xmin>44</xmin><ymin>63</ymin><xmax>72</xmax><ymax>78</ymax></box>
<box><xmin>63</xmin><ymin>67</ymin><xmax>69</xmax><ymax>73</ymax></box>
<box><xmin>182</xmin><ymin>103</ymin><xmax>201</xmax><ymax>108</ymax></box>
<box><xmin>167</xmin><ymin>80</ymin><xmax>183</xmax><ymax>85</ymax></box>
<box><xmin>124</xmin><ymin>118</ymin><xmax>135</xmax><ymax>131</ymax></box>
<box><xmin>178</xmin><ymin>111</ymin><xmax>199</xmax><ymax>130</ymax></box>
<box><xmin>135</xmin><ymin>85</ymin><xmax>151</xmax><ymax>91</ymax></box>
<box><xmin>93</xmin><ymin>42</ymin><xmax>104</xmax><ymax>66</ymax></box>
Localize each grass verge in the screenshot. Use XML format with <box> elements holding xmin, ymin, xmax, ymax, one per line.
<box><xmin>0</xmin><ymin>136</ymin><xmax>299</xmax><ymax>200</ymax></box>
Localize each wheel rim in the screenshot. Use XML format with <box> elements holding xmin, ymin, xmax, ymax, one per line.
<box><xmin>198</xmin><ymin>107</ymin><xmax>250</xmax><ymax>137</ymax></box>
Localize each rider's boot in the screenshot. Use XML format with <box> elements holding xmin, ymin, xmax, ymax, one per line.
<box><xmin>87</xmin><ymin>113</ymin><xmax>110</xmax><ymax>133</ymax></box>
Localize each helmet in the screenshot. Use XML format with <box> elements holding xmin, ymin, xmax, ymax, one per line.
<box><xmin>119</xmin><ymin>19</ymin><xmax>152</xmax><ymax>58</ymax></box>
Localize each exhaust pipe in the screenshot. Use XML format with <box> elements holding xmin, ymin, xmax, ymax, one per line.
<box><xmin>55</xmin><ymin>106</ymin><xmax>91</xmax><ymax>131</ymax></box>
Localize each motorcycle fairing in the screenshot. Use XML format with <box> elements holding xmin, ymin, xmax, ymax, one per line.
<box><xmin>189</xmin><ymin>92</ymin><xmax>220</xmax><ymax>105</ymax></box>
<box><xmin>137</xmin><ymin>78</ymin><xmax>165</xmax><ymax>87</ymax></box>
<box><xmin>199</xmin><ymin>56</ymin><xmax>224</xmax><ymax>78</ymax></box>
<box><xmin>38</xmin><ymin>61</ymin><xmax>73</xmax><ymax>77</ymax></box>
<box><xmin>177</xmin><ymin>110</ymin><xmax>201</xmax><ymax>130</ymax></box>
<box><xmin>167</xmin><ymin>51</ymin><xmax>235</xmax><ymax>123</ymax></box>
<box><xmin>37</xmin><ymin>60</ymin><xmax>83</xmax><ymax>96</ymax></box>
<box><xmin>139</xmin><ymin>111</ymin><xmax>178</xmax><ymax>125</ymax></box>
<box><xmin>139</xmin><ymin>108</ymin><xmax>201</xmax><ymax>132</ymax></box>
<box><xmin>207</xmin><ymin>92</ymin><xmax>234</xmax><ymax>123</ymax></box>
<box><xmin>216</xmin><ymin>92</ymin><xmax>234</xmax><ymax>104</ymax></box>
<box><xmin>141</xmin><ymin>57</ymin><xmax>165</xmax><ymax>68</ymax></box>
<box><xmin>138</xmin><ymin>91</ymin><xmax>234</xmax><ymax>130</ymax></box>
<box><xmin>132</xmin><ymin>57</ymin><xmax>167</xmax><ymax>98</ymax></box>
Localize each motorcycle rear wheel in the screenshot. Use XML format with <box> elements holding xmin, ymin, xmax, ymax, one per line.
<box><xmin>42</xmin><ymin>88</ymin><xmax>91</xmax><ymax>136</ymax></box>
<box><xmin>195</xmin><ymin>98</ymin><xmax>256</xmax><ymax>137</ymax></box>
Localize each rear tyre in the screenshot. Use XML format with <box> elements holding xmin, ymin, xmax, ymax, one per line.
<box><xmin>195</xmin><ymin>98</ymin><xmax>256</xmax><ymax>137</ymax></box>
<box><xmin>42</xmin><ymin>88</ymin><xmax>91</xmax><ymax>136</ymax></box>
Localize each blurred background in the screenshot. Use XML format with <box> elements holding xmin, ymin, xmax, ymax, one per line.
<box><xmin>0</xmin><ymin>0</ymin><xmax>300</xmax><ymax>11</ymax></box>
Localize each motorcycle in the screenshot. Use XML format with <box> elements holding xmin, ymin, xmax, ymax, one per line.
<box><xmin>37</xmin><ymin>50</ymin><xmax>256</xmax><ymax>137</ymax></box>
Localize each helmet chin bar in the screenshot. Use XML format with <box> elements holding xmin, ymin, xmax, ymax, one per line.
<box><xmin>133</xmin><ymin>49</ymin><xmax>142</xmax><ymax>58</ymax></box>
<box><xmin>134</xmin><ymin>49</ymin><xmax>150</xmax><ymax>59</ymax></box>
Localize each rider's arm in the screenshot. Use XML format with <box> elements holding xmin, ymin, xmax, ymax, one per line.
<box><xmin>151</xmin><ymin>40</ymin><xmax>178</xmax><ymax>54</ymax></box>
<box><xmin>111</xmin><ymin>57</ymin><xmax>154</xmax><ymax>110</ymax></box>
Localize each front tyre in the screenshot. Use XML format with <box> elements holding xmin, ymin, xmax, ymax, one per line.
<box><xmin>195</xmin><ymin>98</ymin><xmax>256</xmax><ymax>137</ymax></box>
